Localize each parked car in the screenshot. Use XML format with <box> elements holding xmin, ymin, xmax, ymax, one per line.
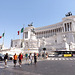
<box><xmin>0</xmin><ymin>54</ymin><xmax>4</xmax><ymax>61</ymax></box>
<box><xmin>48</xmin><ymin>54</ymin><xmax>56</xmax><ymax>57</ymax></box>
<box><xmin>58</xmin><ymin>54</ymin><xmax>63</xmax><ymax>57</ymax></box>
<box><xmin>8</xmin><ymin>54</ymin><xmax>13</xmax><ymax>60</ymax></box>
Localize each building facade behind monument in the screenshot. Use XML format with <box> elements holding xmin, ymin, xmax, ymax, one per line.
<box><xmin>11</xmin><ymin>39</ymin><xmax>24</xmax><ymax>48</ymax></box>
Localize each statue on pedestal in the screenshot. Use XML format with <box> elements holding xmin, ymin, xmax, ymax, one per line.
<box><xmin>65</xmin><ymin>12</ymin><xmax>72</xmax><ymax>17</ymax></box>
<box><xmin>28</xmin><ymin>22</ymin><xmax>33</xmax><ymax>26</ymax></box>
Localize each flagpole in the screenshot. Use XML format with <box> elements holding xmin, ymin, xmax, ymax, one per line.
<box><xmin>19</xmin><ymin>31</ymin><xmax>21</xmax><ymax>48</ymax></box>
<box><xmin>23</xmin><ymin>24</ymin><xmax>25</xmax><ymax>50</ymax></box>
<box><xmin>3</xmin><ymin>30</ymin><xmax>5</xmax><ymax>49</ymax></box>
<box><xmin>3</xmin><ymin>35</ymin><xmax>4</xmax><ymax>44</ymax></box>
<box><xmin>2</xmin><ymin>36</ymin><xmax>4</xmax><ymax>50</ymax></box>
<box><xmin>19</xmin><ymin>32</ymin><xmax>21</xmax><ymax>40</ymax></box>
<box><xmin>23</xmin><ymin>24</ymin><xmax>25</xmax><ymax>39</ymax></box>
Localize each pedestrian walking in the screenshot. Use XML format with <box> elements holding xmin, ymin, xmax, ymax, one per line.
<box><xmin>25</xmin><ymin>53</ymin><xmax>28</xmax><ymax>61</ymax></box>
<box><xmin>4</xmin><ymin>53</ymin><xmax>8</xmax><ymax>68</ymax></box>
<box><xmin>13</xmin><ymin>53</ymin><xmax>17</xmax><ymax>67</ymax></box>
<box><xmin>29</xmin><ymin>53</ymin><xmax>32</xmax><ymax>64</ymax></box>
<box><xmin>18</xmin><ymin>53</ymin><xmax>23</xmax><ymax>67</ymax></box>
<box><xmin>34</xmin><ymin>53</ymin><xmax>37</xmax><ymax>65</ymax></box>
<box><xmin>42</xmin><ymin>53</ymin><xmax>44</xmax><ymax>59</ymax></box>
<box><xmin>46</xmin><ymin>53</ymin><xmax>48</xmax><ymax>59</ymax></box>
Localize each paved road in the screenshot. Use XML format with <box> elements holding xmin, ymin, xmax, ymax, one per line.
<box><xmin>0</xmin><ymin>57</ymin><xmax>75</xmax><ymax>75</ymax></box>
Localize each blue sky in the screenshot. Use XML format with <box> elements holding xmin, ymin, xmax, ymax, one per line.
<box><xmin>0</xmin><ymin>0</ymin><xmax>75</xmax><ymax>48</ymax></box>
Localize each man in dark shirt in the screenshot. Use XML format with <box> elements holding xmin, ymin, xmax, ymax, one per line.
<box><xmin>4</xmin><ymin>53</ymin><xmax>8</xmax><ymax>68</ymax></box>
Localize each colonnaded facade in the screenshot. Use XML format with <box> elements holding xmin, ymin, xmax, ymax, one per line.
<box><xmin>11</xmin><ymin>15</ymin><xmax>75</xmax><ymax>54</ymax></box>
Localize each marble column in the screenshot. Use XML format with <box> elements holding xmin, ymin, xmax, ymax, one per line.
<box><xmin>69</xmin><ymin>23</ymin><xmax>70</xmax><ymax>31</ymax></box>
<box><xmin>64</xmin><ymin>24</ymin><xmax>65</xmax><ymax>32</ymax></box>
<box><xmin>70</xmin><ymin>22</ymin><xmax>72</xmax><ymax>31</ymax></box>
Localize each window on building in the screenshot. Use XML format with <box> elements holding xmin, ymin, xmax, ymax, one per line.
<box><xmin>25</xmin><ymin>32</ymin><xmax>28</xmax><ymax>38</ymax></box>
<box><xmin>21</xmin><ymin>42</ymin><xmax>23</xmax><ymax>48</ymax></box>
<box><xmin>11</xmin><ymin>40</ymin><xmax>13</xmax><ymax>47</ymax></box>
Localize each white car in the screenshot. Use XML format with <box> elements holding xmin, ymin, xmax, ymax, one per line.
<box><xmin>0</xmin><ymin>54</ymin><xmax>4</xmax><ymax>61</ymax></box>
<box><xmin>48</xmin><ymin>54</ymin><xmax>55</xmax><ymax>57</ymax></box>
<box><xmin>8</xmin><ymin>54</ymin><xmax>13</xmax><ymax>60</ymax></box>
<box><xmin>58</xmin><ymin>54</ymin><xmax>63</xmax><ymax>57</ymax></box>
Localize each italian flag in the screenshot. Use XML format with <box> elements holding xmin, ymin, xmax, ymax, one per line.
<box><xmin>17</xmin><ymin>31</ymin><xmax>20</xmax><ymax>35</ymax></box>
<box><xmin>2</xmin><ymin>33</ymin><xmax>5</xmax><ymax>37</ymax></box>
<box><xmin>18</xmin><ymin>27</ymin><xmax>24</xmax><ymax>35</ymax></box>
<box><xmin>21</xmin><ymin>27</ymin><xmax>24</xmax><ymax>33</ymax></box>
<box><xmin>0</xmin><ymin>33</ymin><xmax>5</xmax><ymax>39</ymax></box>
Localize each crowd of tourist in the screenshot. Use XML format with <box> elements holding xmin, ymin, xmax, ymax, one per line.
<box><xmin>4</xmin><ymin>52</ymin><xmax>38</xmax><ymax>68</ymax></box>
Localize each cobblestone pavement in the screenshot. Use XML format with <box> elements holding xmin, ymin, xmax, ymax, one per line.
<box><xmin>0</xmin><ymin>57</ymin><xmax>75</xmax><ymax>75</ymax></box>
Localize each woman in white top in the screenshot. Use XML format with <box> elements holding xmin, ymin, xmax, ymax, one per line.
<box><xmin>29</xmin><ymin>53</ymin><xmax>32</xmax><ymax>64</ymax></box>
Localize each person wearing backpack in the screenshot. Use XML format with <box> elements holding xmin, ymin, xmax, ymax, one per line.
<box><xmin>13</xmin><ymin>53</ymin><xmax>17</xmax><ymax>67</ymax></box>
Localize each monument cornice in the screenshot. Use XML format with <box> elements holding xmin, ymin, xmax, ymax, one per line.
<box><xmin>35</xmin><ymin>22</ymin><xmax>63</xmax><ymax>32</ymax></box>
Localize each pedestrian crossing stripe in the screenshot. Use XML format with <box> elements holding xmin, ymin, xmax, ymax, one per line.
<box><xmin>73</xmin><ymin>58</ymin><xmax>75</xmax><ymax>60</ymax></box>
<box><xmin>52</xmin><ymin>58</ymin><xmax>54</xmax><ymax>60</ymax></box>
<box><xmin>66</xmin><ymin>58</ymin><xmax>68</xmax><ymax>60</ymax></box>
<box><xmin>62</xmin><ymin>58</ymin><xmax>65</xmax><ymax>60</ymax></box>
<box><xmin>47</xmin><ymin>58</ymin><xmax>75</xmax><ymax>60</ymax></box>
<box><xmin>55</xmin><ymin>58</ymin><xmax>58</xmax><ymax>60</ymax></box>
<box><xmin>59</xmin><ymin>58</ymin><xmax>61</xmax><ymax>60</ymax></box>
<box><xmin>69</xmin><ymin>58</ymin><xmax>73</xmax><ymax>60</ymax></box>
